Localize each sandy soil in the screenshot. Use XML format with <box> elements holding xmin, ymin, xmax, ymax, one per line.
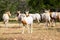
<box><xmin>0</xmin><ymin>22</ymin><xmax>60</xmax><ymax>40</ymax></box>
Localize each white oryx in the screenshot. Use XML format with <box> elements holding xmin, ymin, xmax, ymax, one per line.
<box><xmin>41</xmin><ymin>10</ymin><xmax>51</xmax><ymax>27</ymax></box>
<box><xmin>41</xmin><ymin>13</ymin><xmax>46</xmax><ymax>21</ymax></box>
<box><xmin>50</xmin><ymin>11</ymin><xmax>60</xmax><ymax>26</ymax></box>
<box><xmin>45</xmin><ymin>10</ymin><xmax>51</xmax><ymax>27</ymax></box>
<box><xmin>55</xmin><ymin>12</ymin><xmax>60</xmax><ymax>21</ymax></box>
<box><xmin>3</xmin><ymin>11</ymin><xmax>11</xmax><ymax>27</ymax></box>
<box><xmin>17</xmin><ymin>11</ymin><xmax>33</xmax><ymax>34</ymax></box>
<box><xmin>29</xmin><ymin>13</ymin><xmax>41</xmax><ymax>23</ymax></box>
<box><xmin>58</xmin><ymin>12</ymin><xmax>60</xmax><ymax>21</ymax></box>
<box><xmin>16</xmin><ymin>11</ymin><xmax>26</xmax><ymax>26</ymax></box>
<box><xmin>50</xmin><ymin>12</ymin><xmax>56</xmax><ymax>26</ymax></box>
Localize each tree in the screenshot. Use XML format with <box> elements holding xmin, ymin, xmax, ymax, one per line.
<box><xmin>28</xmin><ymin>0</ymin><xmax>45</xmax><ymax>13</ymax></box>
<box><xmin>0</xmin><ymin>0</ymin><xmax>20</xmax><ymax>21</ymax></box>
<box><xmin>28</xmin><ymin>0</ymin><xmax>60</xmax><ymax>13</ymax></box>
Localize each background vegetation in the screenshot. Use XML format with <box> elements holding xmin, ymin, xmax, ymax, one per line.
<box><xmin>0</xmin><ymin>0</ymin><xmax>60</xmax><ymax>21</ymax></box>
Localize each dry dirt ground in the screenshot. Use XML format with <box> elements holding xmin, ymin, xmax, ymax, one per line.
<box><xmin>0</xmin><ymin>22</ymin><xmax>60</xmax><ymax>40</ymax></box>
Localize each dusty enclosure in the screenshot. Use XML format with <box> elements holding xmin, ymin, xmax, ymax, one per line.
<box><xmin>0</xmin><ymin>22</ymin><xmax>60</xmax><ymax>40</ymax></box>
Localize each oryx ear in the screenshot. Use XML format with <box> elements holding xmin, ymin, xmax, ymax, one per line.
<box><xmin>8</xmin><ymin>12</ymin><xmax>11</xmax><ymax>16</ymax></box>
<box><xmin>17</xmin><ymin>11</ymin><xmax>21</xmax><ymax>14</ymax></box>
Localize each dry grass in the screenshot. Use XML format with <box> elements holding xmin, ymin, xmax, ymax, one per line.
<box><xmin>0</xmin><ymin>22</ymin><xmax>60</xmax><ymax>40</ymax></box>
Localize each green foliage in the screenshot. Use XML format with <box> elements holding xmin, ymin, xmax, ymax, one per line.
<box><xmin>0</xmin><ymin>0</ymin><xmax>60</xmax><ymax>21</ymax></box>
<box><xmin>28</xmin><ymin>0</ymin><xmax>45</xmax><ymax>12</ymax></box>
<box><xmin>28</xmin><ymin>0</ymin><xmax>60</xmax><ymax>13</ymax></box>
<box><xmin>0</xmin><ymin>0</ymin><xmax>20</xmax><ymax>21</ymax></box>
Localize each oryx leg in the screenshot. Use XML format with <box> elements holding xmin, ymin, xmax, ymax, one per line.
<box><xmin>26</xmin><ymin>24</ymin><xmax>30</xmax><ymax>33</ymax></box>
<box><xmin>30</xmin><ymin>24</ymin><xmax>33</xmax><ymax>33</ymax></box>
<box><xmin>37</xmin><ymin>19</ymin><xmax>40</xmax><ymax>24</ymax></box>
<box><xmin>51</xmin><ymin>19</ymin><xmax>55</xmax><ymax>27</ymax></box>
<box><xmin>22</xmin><ymin>25</ymin><xmax>25</xmax><ymax>34</ymax></box>
<box><xmin>5</xmin><ymin>20</ymin><xmax>8</xmax><ymax>27</ymax></box>
<box><xmin>45</xmin><ymin>20</ymin><xmax>48</xmax><ymax>27</ymax></box>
